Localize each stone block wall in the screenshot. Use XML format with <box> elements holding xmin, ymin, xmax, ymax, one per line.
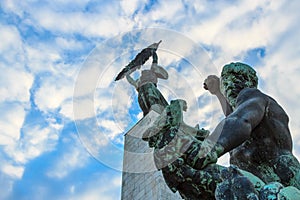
<box><xmin>121</xmin><ymin>110</ymin><xmax>182</xmax><ymax>200</ymax></box>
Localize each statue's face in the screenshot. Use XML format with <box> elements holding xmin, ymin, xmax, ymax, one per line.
<box><xmin>179</xmin><ymin>100</ymin><xmax>187</xmax><ymax>112</ymax></box>
<box><xmin>220</xmin><ymin>74</ymin><xmax>242</xmax><ymax>108</ymax></box>
<box><xmin>182</xmin><ymin>101</ymin><xmax>187</xmax><ymax>112</ymax></box>
<box><xmin>220</xmin><ymin>63</ymin><xmax>258</xmax><ymax>108</ymax></box>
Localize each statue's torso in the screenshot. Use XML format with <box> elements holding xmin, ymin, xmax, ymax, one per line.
<box><xmin>138</xmin><ymin>69</ymin><xmax>158</xmax><ymax>87</ymax></box>
<box><xmin>230</xmin><ymin>94</ymin><xmax>293</xmax><ymax>182</ymax></box>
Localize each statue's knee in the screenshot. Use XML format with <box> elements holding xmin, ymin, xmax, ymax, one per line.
<box><xmin>275</xmin><ymin>154</ymin><xmax>300</xmax><ymax>186</ymax></box>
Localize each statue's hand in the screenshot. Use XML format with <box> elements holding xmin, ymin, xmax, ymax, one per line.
<box><xmin>193</xmin><ymin>150</ymin><xmax>218</xmax><ymax>169</ymax></box>
<box><xmin>151</xmin><ymin>63</ymin><xmax>168</xmax><ymax>79</ymax></box>
<box><xmin>186</xmin><ymin>140</ymin><xmax>223</xmax><ymax>169</ymax></box>
<box><xmin>203</xmin><ymin>75</ymin><xmax>221</xmax><ymax>95</ymax></box>
<box><xmin>195</xmin><ymin>127</ymin><xmax>210</xmax><ymax>140</ymax></box>
<box><xmin>143</xmin><ymin>126</ymin><xmax>160</xmax><ymax>140</ymax></box>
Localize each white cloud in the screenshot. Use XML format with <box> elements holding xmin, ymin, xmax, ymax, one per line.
<box><xmin>24</xmin><ymin>42</ymin><xmax>83</xmax><ymax>78</ymax></box>
<box><xmin>128</xmin><ymin>0</ymin><xmax>187</xmax><ymax>29</ymax></box>
<box><xmin>185</xmin><ymin>0</ymin><xmax>286</xmax><ymax>58</ymax></box>
<box><xmin>24</xmin><ymin>45</ymin><xmax>62</xmax><ymax>74</ymax></box>
<box><xmin>217</xmin><ymin>153</ymin><xmax>230</xmax><ymax>167</ymax></box>
<box><xmin>34</xmin><ymin>74</ymin><xmax>74</xmax><ymax>112</ymax></box>
<box><xmin>0</xmin><ymin>24</ymin><xmax>21</xmax><ymax>50</ymax></box>
<box><xmin>0</xmin><ymin>103</ymin><xmax>26</xmax><ymax>145</ymax></box>
<box><xmin>73</xmin><ymin>97</ymin><xmax>96</xmax><ymax>120</ymax></box>
<box><xmin>74</xmin><ymin>117</ymin><xmax>124</xmax><ymax>171</ymax></box>
<box><xmin>0</xmin><ymin>24</ymin><xmax>32</xmax><ymax>104</ymax></box>
<box><xmin>18</xmin><ymin>2</ymin><xmax>134</xmax><ymax>38</ymax></box>
<box><xmin>0</xmin><ymin>23</ymin><xmax>24</xmax><ymax>69</ymax></box>
<box><xmin>148</xmin><ymin>0</ymin><xmax>184</xmax><ymax>21</ymax></box>
<box><xmin>0</xmin><ymin>67</ymin><xmax>33</xmax><ymax>103</ymax></box>
<box><xmin>0</xmin><ymin>16</ymin><xmax>46</xmax><ymax>186</ymax></box>
<box><xmin>0</xmin><ymin>108</ymin><xmax>60</xmax><ymax>180</ymax></box>
<box><xmin>120</xmin><ymin>0</ymin><xmax>147</xmax><ymax>16</ymax></box>
<box><xmin>46</xmin><ymin>135</ymin><xmax>89</xmax><ymax>179</ymax></box>
<box><xmin>4</xmin><ymin>124</ymin><xmax>59</xmax><ymax>165</ymax></box>
<box><xmin>66</xmin><ymin>173</ymin><xmax>121</xmax><ymax>200</ymax></box>
<box><xmin>59</xmin><ymin>100</ymin><xmax>74</xmax><ymax>120</ymax></box>
<box><xmin>73</xmin><ymin>50</ymin><xmax>119</xmax><ymax>100</ymax></box>
<box><xmin>98</xmin><ymin>119</ymin><xmax>126</xmax><ymax>141</ymax></box>
<box><xmin>47</xmin><ymin>0</ymin><xmax>90</xmax><ymax>8</ymax></box>
<box><xmin>1</xmin><ymin>164</ymin><xmax>24</xmax><ymax>179</ymax></box>
<box><xmin>55</xmin><ymin>37</ymin><xmax>84</xmax><ymax>50</ymax></box>
<box><xmin>0</xmin><ymin>0</ymin><xmax>26</xmax><ymax>17</ymax></box>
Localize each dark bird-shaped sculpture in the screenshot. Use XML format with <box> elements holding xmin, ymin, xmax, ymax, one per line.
<box><xmin>114</xmin><ymin>40</ymin><xmax>162</xmax><ymax>81</ymax></box>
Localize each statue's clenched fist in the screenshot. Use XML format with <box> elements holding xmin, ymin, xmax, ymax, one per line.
<box><xmin>203</xmin><ymin>75</ymin><xmax>220</xmax><ymax>95</ymax></box>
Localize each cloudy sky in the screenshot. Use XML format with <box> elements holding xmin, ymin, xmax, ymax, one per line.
<box><xmin>1</xmin><ymin>0</ymin><xmax>300</xmax><ymax>199</ymax></box>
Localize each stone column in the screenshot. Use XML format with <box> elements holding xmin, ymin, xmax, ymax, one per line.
<box><xmin>121</xmin><ymin>110</ymin><xmax>182</xmax><ymax>200</ymax></box>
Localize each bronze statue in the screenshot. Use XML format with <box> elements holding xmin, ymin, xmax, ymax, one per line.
<box><xmin>143</xmin><ymin>62</ymin><xmax>300</xmax><ymax>199</ymax></box>
<box><xmin>117</xmin><ymin>41</ymin><xmax>168</xmax><ymax>116</ymax></box>
<box><xmin>203</xmin><ymin>62</ymin><xmax>300</xmax><ymax>189</ymax></box>
<box><xmin>115</xmin><ymin>40</ymin><xmax>162</xmax><ymax>81</ymax></box>
<box><xmin>118</xmin><ymin>42</ymin><xmax>300</xmax><ymax>199</ymax></box>
<box><xmin>143</xmin><ymin>99</ymin><xmax>263</xmax><ymax>199</ymax></box>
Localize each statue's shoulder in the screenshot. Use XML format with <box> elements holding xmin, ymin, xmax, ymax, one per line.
<box><xmin>236</xmin><ymin>88</ymin><xmax>267</xmax><ymax>104</ymax></box>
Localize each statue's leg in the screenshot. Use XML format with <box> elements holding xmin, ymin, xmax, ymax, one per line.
<box><xmin>147</xmin><ymin>84</ymin><xmax>168</xmax><ymax>108</ymax></box>
<box><xmin>137</xmin><ymin>88</ymin><xmax>149</xmax><ymax>115</ymax></box>
<box><xmin>138</xmin><ymin>83</ymin><xmax>168</xmax><ymax>116</ymax></box>
<box><xmin>162</xmin><ymin>163</ymin><xmax>224</xmax><ymax>200</ymax></box>
<box><xmin>274</xmin><ymin>153</ymin><xmax>300</xmax><ymax>189</ymax></box>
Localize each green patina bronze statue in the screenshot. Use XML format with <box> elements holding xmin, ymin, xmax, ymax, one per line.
<box><xmin>125</xmin><ymin>54</ymin><xmax>168</xmax><ymax>116</ymax></box>
<box><xmin>119</xmin><ymin>43</ymin><xmax>300</xmax><ymax>199</ymax></box>
<box><xmin>143</xmin><ymin>98</ymin><xmax>263</xmax><ymax>199</ymax></box>
<box><xmin>116</xmin><ymin>40</ymin><xmax>168</xmax><ymax>116</ymax></box>
<box><xmin>204</xmin><ymin>62</ymin><xmax>300</xmax><ymax>189</ymax></box>
<box><xmin>143</xmin><ymin>62</ymin><xmax>300</xmax><ymax>199</ymax></box>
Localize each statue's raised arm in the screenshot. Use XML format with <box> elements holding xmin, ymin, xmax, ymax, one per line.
<box><xmin>115</xmin><ymin>40</ymin><xmax>162</xmax><ymax>81</ymax></box>
<box><xmin>117</xmin><ymin>41</ymin><xmax>169</xmax><ymax>116</ymax></box>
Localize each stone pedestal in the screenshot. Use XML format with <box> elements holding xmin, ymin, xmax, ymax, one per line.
<box><xmin>121</xmin><ymin>110</ymin><xmax>182</xmax><ymax>200</ymax></box>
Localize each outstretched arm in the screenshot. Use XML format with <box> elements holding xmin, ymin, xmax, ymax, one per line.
<box><xmin>180</xmin><ymin>123</ymin><xmax>209</xmax><ymax>140</ymax></box>
<box><xmin>188</xmin><ymin>89</ymin><xmax>268</xmax><ymax>169</ymax></box>
<box><xmin>126</xmin><ymin>74</ymin><xmax>138</xmax><ymax>89</ymax></box>
<box><xmin>204</xmin><ymin>75</ymin><xmax>232</xmax><ymax>116</ymax></box>
<box><xmin>150</xmin><ymin>52</ymin><xmax>168</xmax><ymax>79</ymax></box>
<box><xmin>209</xmin><ymin>88</ymin><xmax>267</xmax><ymax>156</ymax></box>
<box><xmin>151</xmin><ymin>63</ymin><xmax>168</xmax><ymax>79</ymax></box>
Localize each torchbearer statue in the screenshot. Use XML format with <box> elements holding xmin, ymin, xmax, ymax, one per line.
<box><xmin>115</xmin><ymin>40</ymin><xmax>168</xmax><ymax>116</ymax></box>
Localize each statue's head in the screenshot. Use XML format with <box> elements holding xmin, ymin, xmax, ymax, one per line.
<box><xmin>170</xmin><ymin>99</ymin><xmax>187</xmax><ymax>111</ymax></box>
<box><xmin>220</xmin><ymin>62</ymin><xmax>258</xmax><ymax>108</ymax></box>
<box><xmin>177</xmin><ymin>99</ymin><xmax>187</xmax><ymax>112</ymax></box>
<box><xmin>168</xmin><ymin>99</ymin><xmax>187</xmax><ymax>126</ymax></box>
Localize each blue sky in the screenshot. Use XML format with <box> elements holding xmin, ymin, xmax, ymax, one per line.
<box><xmin>1</xmin><ymin>0</ymin><xmax>300</xmax><ymax>199</ymax></box>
